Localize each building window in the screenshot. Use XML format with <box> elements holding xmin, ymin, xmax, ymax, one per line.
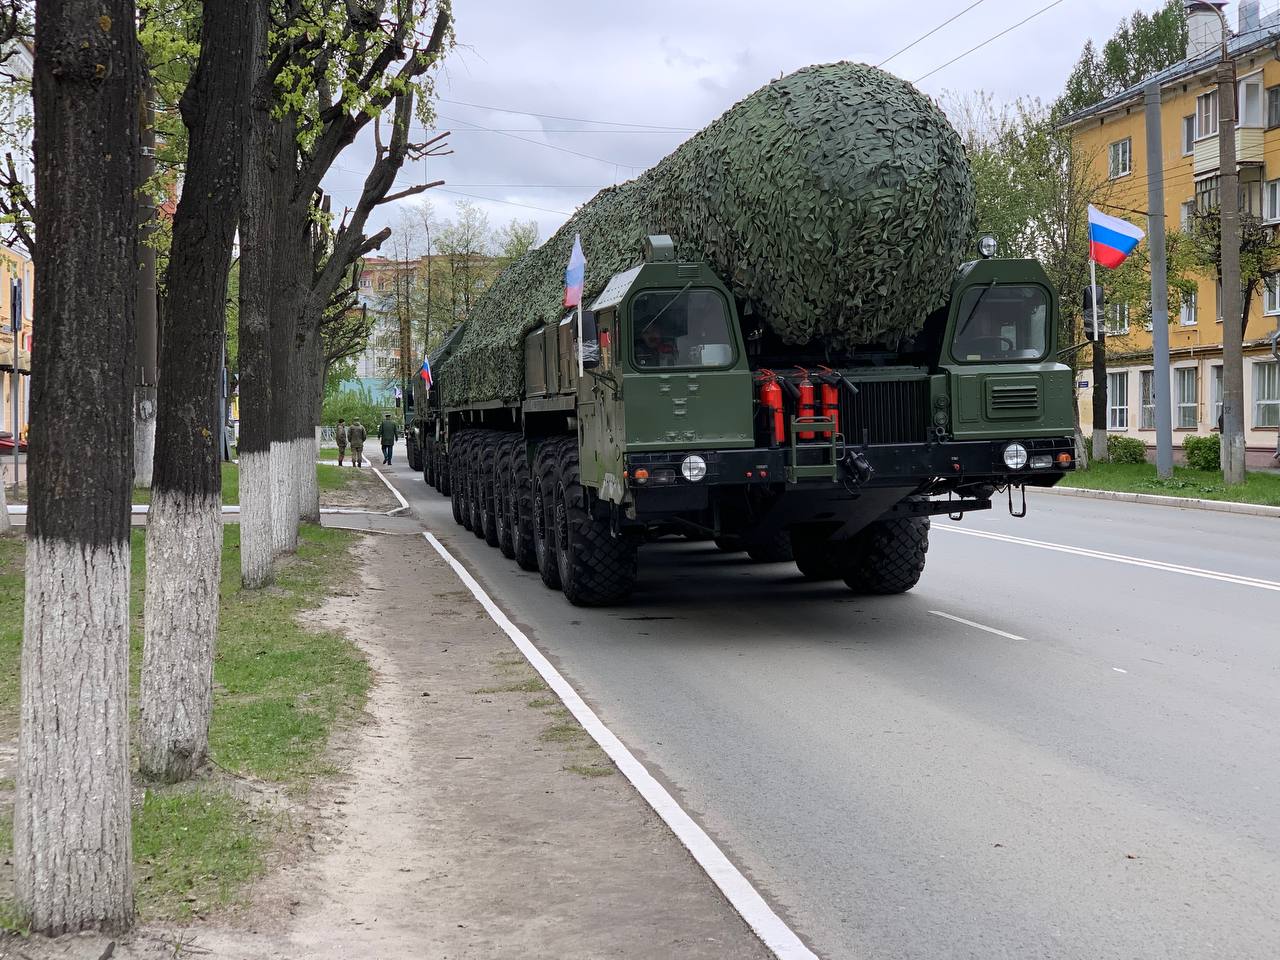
<box><xmin>1266</xmin><ymin>180</ymin><xmax>1280</xmax><ymax>223</ymax></box>
<box><xmin>359</xmin><ymin>277</ymin><xmax>371</xmax><ymax>289</ymax></box>
<box><xmin>1140</xmin><ymin>369</ymin><xmax>1156</xmax><ymax>429</ymax></box>
<box><xmin>1180</xmin><ymin>199</ymin><xmax>1197</xmax><ymax>231</ymax></box>
<box><xmin>1108</xmin><ymin>371</ymin><xmax>1129</xmax><ymax>430</ymax></box>
<box><xmin>1108</xmin><ymin>138</ymin><xmax>1132</xmax><ymax>179</ymax></box>
<box><xmin>1176</xmin><ymin>367</ymin><xmax>1198</xmax><ymax>429</ymax></box>
<box><xmin>1265</xmin><ymin>275</ymin><xmax>1280</xmax><ymax>315</ymax></box>
<box><xmin>1106</xmin><ymin>303</ymin><xmax>1130</xmax><ymax>335</ymax></box>
<box><xmin>1197</xmin><ymin>90</ymin><xmax>1219</xmax><ymax>139</ymax></box>
<box><xmin>1179</xmin><ymin>289</ymin><xmax>1197</xmax><ymax>325</ymax></box>
<box><xmin>1242</xmin><ymin>168</ymin><xmax>1263</xmax><ymax>217</ymax></box>
<box><xmin>1256</xmin><ymin>360</ymin><xmax>1280</xmax><ymax>427</ymax></box>
<box><xmin>1271</xmin><ymin>86</ymin><xmax>1280</xmax><ymax>128</ymax></box>
<box><xmin>1182</xmin><ymin>115</ymin><xmax>1196</xmax><ymax>155</ymax></box>
<box><xmin>1239</xmin><ymin>73</ymin><xmax>1265</xmax><ymax>128</ymax></box>
<box><xmin>1212</xmin><ymin>364</ymin><xmax>1223</xmax><ymax>425</ymax></box>
<box><xmin>1195</xmin><ymin>175</ymin><xmax>1220</xmax><ymax>213</ymax></box>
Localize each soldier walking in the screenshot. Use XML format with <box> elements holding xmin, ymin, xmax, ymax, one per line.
<box><xmin>334</xmin><ymin>418</ymin><xmax>348</xmax><ymax>466</ymax></box>
<box><xmin>348</xmin><ymin>418</ymin><xmax>367</xmax><ymax>468</ymax></box>
<box><xmin>378</xmin><ymin>413</ymin><xmax>398</xmax><ymax>465</ymax></box>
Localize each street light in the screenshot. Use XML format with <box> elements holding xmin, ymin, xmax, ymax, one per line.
<box><xmin>1186</xmin><ymin>1</ymin><xmax>1246</xmax><ymax>483</ymax></box>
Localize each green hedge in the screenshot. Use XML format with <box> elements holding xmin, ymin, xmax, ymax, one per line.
<box><xmin>438</xmin><ymin>62</ymin><xmax>975</xmax><ymax>406</ymax></box>
<box><xmin>1183</xmin><ymin>433</ymin><xmax>1221</xmax><ymax>470</ymax></box>
<box><xmin>1107</xmin><ymin>435</ymin><xmax>1148</xmax><ymax>464</ymax></box>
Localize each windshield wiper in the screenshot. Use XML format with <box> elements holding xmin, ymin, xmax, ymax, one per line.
<box><xmin>956</xmin><ymin>281</ymin><xmax>997</xmax><ymax>340</ymax></box>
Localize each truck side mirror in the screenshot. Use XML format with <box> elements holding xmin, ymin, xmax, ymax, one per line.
<box><xmin>1082</xmin><ymin>285</ymin><xmax>1104</xmax><ymax>341</ymax></box>
<box><xmin>580</xmin><ymin>309</ymin><xmax>602</xmax><ymax>369</ymax></box>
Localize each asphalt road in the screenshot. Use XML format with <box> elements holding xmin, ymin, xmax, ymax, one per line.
<box><xmin>386</xmin><ymin>456</ymin><xmax>1280</xmax><ymax>960</ymax></box>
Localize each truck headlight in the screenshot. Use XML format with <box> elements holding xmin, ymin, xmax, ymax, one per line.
<box><xmin>681</xmin><ymin>455</ymin><xmax>707</xmax><ymax>481</ymax></box>
<box><xmin>1002</xmin><ymin>442</ymin><xmax>1028</xmax><ymax>470</ymax></box>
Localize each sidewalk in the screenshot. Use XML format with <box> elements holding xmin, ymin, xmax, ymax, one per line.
<box><xmin>21</xmin><ymin>532</ymin><xmax>772</xmax><ymax>960</ymax></box>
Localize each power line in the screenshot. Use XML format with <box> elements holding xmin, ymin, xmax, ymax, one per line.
<box><xmin>434</xmin><ymin>187</ymin><xmax>572</xmax><ymax>216</ymax></box>
<box><xmin>914</xmin><ymin>0</ymin><xmax>1068</xmax><ymax>84</ymax></box>
<box><xmin>444</xmin><ymin>128</ymin><xmax>690</xmax><ymax>134</ymax></box>
<box><xmin>438</xmin><ymin>96</ymin><xmax>694</xmax><ymax>132</ymax></box>
<box><xmin>878</xmin><ymin>0</ymin><xmax>987</xmax><ymax>68</ymax></box>
<box><xmin>433</xmin><ymin>114</ymin><xmax>645</xmax><ymax>171</ymax></box>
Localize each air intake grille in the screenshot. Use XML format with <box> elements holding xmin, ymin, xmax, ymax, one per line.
<box><xmin>990</xmin><ymin>384</ymin><xmax>1039</xmax><ymax>409</ymax></box>
<box><xmin>839</xmin><ymin>378</ymin><xmax>931</xmax><ymax>445</ymax></box>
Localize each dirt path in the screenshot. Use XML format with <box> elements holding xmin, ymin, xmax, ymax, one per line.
<box><xmin>17</xmin><ymin>533</ymin><xmax>770</xmax><ymax>960</ymax></box>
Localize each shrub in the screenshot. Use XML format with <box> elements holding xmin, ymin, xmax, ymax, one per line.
<box><xmin>1107</xmin><ymin>435</ymin><xmax>1148</xmax><ymax>464</ymax></box>
<box><xmin>1183</xmin><ymin>433</ymin><xmax>1221</xmax><ymax>471</ymax></box>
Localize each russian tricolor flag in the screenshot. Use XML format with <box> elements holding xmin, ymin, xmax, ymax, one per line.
<box><xmin>419</xmin><ymin>353</ymin><xmax>432</xmax><ymax>388</ymax></box>
<box><xmin>1087</xmin><ymin>204</ymin><xmax>1145</xmax><ymax>269</ymax></box>
<box><xmin>564</xmin><ymin>234</ymin><xmax>586</xmax><ymax>308</ymax></box>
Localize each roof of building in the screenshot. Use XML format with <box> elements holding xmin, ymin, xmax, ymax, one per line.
<box><xmin>1060</xmin><ymin>12</ymin><xmax>1280</xmax><ymax>128</ymax></box>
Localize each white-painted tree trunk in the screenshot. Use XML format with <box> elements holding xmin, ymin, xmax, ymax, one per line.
<box><xmin>298</xmin><ymin>434</ymin><xmax>319</xmax><ymax>522</ymax></box>
<box><xmin>240</xmin><ymin>449</ymin><xmax>274</xmax><ymax>588</ymax></box>
<box><xmin>0</xmin><ymin>479</ymin><xmax>11</xmax><ymax>536</ymax></box>
<box><xmin>17</xmin><ymin>538</ymin><xmax>134</xmax><ymax>934</ymax></box>
<box><xmin>133</xmin><ymin>388</ymin><xmax>156</xmax><ymax>489</ymax></box>
<box><xmin>270</xmin><ymin>439</ymin><xmax>298</xmax><ymax>556</ymax></box>
<box><xmin>139</xmin><ymin>491</ymin><xmax>222</xmax><ymax>781</ymax></box>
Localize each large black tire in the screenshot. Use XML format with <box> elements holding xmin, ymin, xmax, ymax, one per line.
<box><xmin>407</xmin><ymin>433</ymin><xmax>423</xmax><ymax>472</ymax></box>
<box><xmin>423</xmin><ymin>436</ymin><xmax>434</xmax><ymax>486</ymax></box>
<box><xmin>477</xmin><ymin>433</ymin><xmax>500</xmax><ymax>547</ymax></box>
<box><xmin>494</xmin><ymin>435</ymin><xmax>517</xmax><ymax>560</ymax></box>
<box><xmin>714</xmin><ymin>535</ymin><xmax>746</xmax><ymax>553</ymax></box>
<box><xmin>467</xmin><ymin>433</ymin><xmax>486</xmax><ymax>538</ymax></box>
<box><xmin>510</xmin><ymin>438</ymin><xmax>538</xmax><ymax>571</ymax></box>
<box><xmin>532</xmin><ymin>439</ymin><xmax>562</xmax><ymax>589</ymax></box>
<box><xmin>437</xmin><ymin>444</ymin><xmax>450</xmax><ymax>496</ymax></box>
<box><xmin>450</xmin><ymin>433</ymin><xmax>469</xmax><ymax>527</ymax></box>
<box><xmin>553</xmin><ymin>440</ymin><xmax>637</xmax><ymax>606</ymax></box>
<box><xmin>841</xmin><ymin>513</ymin><xmax>930</xmax><ymax>595</ymax></box>
<box><xmin>791</xmin><ymin>532</ymin><xmax>841</xmax><ymax>581</ymax></box>
<box><xmin>747</xmin><ymin>529</ymin><xmax>794</xmax><ymax>563</ymax></box>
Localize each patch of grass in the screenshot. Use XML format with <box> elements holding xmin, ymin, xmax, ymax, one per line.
<box><xmin>526</xmin><ymin>697</ymin><xmax>557</xmax><ymax>709</ymax></box>
<box><xmin>565</xmin><ymin>763</ymin><xmax>615</xmax><ymax>778</ymax></box>
<box><xmin>210</xmin><ymin>525</ymin><xmax>369</xmax><ymax>780</ymax></box>
<box><xmin>316</xmin><ymin>463</ymin><xmax>351</xmax><ymax>493</ymax></box>
<box><xmin>1061</xmin><ymin>462</ymin><xmax>1280</xmax><ymax>506</ymax></box>
<box><xmin>133</xmin><ymin>789</ymin><xmax>264</xmax><ymax>921</ymax></box>
<box><xmin>475</xmin><ymin>677</ymin><xmax>547</xmax><ymax>695</ymax></box>
<box><xmin>539</xmin><ymin>721</ymin><xmax>585</xmax><ymax>744</ymax></box>
<box><xmin>0</xmin><ymin>539</ymin><xmax>24</xmax><ymax>728</ymax></box>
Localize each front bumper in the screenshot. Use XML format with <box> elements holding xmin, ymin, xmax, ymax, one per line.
<box><xmin>624</xmin><ymin>438</ymin><xmax>1074</xmax><ymax>513</ymax></box>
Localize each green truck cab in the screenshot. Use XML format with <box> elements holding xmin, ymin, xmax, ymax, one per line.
<box><xmin>418</xmin><ymin>235</ymin><xmax>1075</xmax><ymax>606</ymax></box>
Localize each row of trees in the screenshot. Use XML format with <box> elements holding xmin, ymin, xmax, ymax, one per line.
<box><xmin>8</xmin><ymin>0</ymin><xmax>455</xmax><ymax>934</ymax></box>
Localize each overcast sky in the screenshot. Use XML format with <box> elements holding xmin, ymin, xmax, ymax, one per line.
<box><xmin>320</xmin><ymin>0</ymin><xmax>1177</xmax><ymax>252</ymax></box>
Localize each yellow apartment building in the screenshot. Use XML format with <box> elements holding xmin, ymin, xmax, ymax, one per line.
<box><xmin>0</xmin><ymin>245</ymin><xmax>33</xmax><ymax>442</ymax></box>
<box><xmin>1064</xmin><ymin>2</ymin><xmax>1280</xmax><ymax>466</ymax></box>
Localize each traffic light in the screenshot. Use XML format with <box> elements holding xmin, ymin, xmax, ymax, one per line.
<box><xmin>1082</xmin><ymin>284</ymin><xmax>1105</xmax><ymax>341</ymax></box>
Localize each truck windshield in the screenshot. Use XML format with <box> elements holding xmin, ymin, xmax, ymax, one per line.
<box><xmin>952</xmin><ymin>285</ymin><xmax>1049</xmax><ymax>362</ymax></box>
<box><xmin>631</xmin><ymin>288</ymin><xmax>734</xmax><ymax>369</ymax></box>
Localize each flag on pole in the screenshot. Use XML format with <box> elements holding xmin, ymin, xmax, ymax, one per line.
<box><xmin>1087</xmin><ymin>204</ymin><xmax>1145</xmax><ymax>269</ymax></box>
<box><xmin>564</xmin><ymin>234</ymin><xmax>586</xmax><ymax>308</ymax></box>
<box><xmin>419</xmin><ymin>353</ymin><xmax>432</xmax><ymax>388</ymax></box>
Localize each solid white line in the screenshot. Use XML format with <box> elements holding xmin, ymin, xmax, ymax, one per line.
<box><xmin>1113</xmin><ymin>667</ymin><xmax>1128</xmax><ymax>674</ymax></box>
<box><xmin>929</xmin><ymin>610</ymin><xmax>1026</xmax><ymax>642</ymax></box>
<box><xmin>420</xmin><ymin>531</ymin><xmax>819</xmax><ymax>960</ymax></box>
<box><xmin>936</xmin><ymin>524</ymin><xmax>1280</xmax><ymax>593</ymax></box>
<box><xmin>373</xmin><ymin>467</ymin><xmax>410</xmax><ymax>510</ymax></box>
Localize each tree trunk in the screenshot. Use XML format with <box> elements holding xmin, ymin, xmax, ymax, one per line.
<box><xmin>297</xmin><ymin>302</ymin><xmax>323</xmax><ymax>522</ymax></box>
<box><xmin>17</xmin><ymin>0</ymin><xmax>140</xmax><ymax>933</ymax></box>
<box><xmin>0</xmin><ymin>472</ymin><xmax>10</xmax><ymax>535</ymax></box>
<box><xmin>140</xmin><ymin>0</ymin><xmax>250</xmax><ymax>783</ymax></box>
<box><xmin>269</xmin><ymin>168</ymin><xmax>306</xmax><ymax>557</ymax></box>
<box><xmin>134</xmin><ymin>93</ymin><xmax>158</xmax><ymax>489</ymax></box>
<box><xmin>237</xmin><ymin>6</ymin><xmax>274</xmax><ymax>588</ymax></box>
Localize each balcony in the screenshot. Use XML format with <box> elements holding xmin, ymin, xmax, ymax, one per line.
<box><xmin>1193</xmin><ymin>127</ymin><xmax>1265</xmax><ymax>175</ymax></box>
<box><xmin>0</xmin><ymin>331</ymin><xmax>31</xmax><ymax>373</ymax></box>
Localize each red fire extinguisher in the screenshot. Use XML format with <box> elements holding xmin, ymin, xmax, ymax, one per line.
<box><xmin>757</xmin><ymin>370</ymin><xmax>785</xmax><ymax>447</ymax></box>
<box><xmin>817</xmin><ymin>366</ymin><xmax>840</xmax><ymax>439</ymax></box>
<box><xmin>796</xmin><ymin>368</ymin><xmax>816</xmax><ymax>440</ymax></box>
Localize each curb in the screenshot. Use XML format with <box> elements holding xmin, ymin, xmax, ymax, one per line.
<box><xmin>1037</xmin><ymin>484</ymin><xmax>1280</xmax><ymax>518</ymax></box>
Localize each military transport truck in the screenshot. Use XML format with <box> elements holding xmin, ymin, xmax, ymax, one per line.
<box><xmin>415</xmin><ymin>233</ymin><xmax>1075</xmax><ymax>606</ymax></box>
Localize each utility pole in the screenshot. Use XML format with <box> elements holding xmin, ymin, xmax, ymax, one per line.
<box><xmin>1145</xmin><ymin>80</ymin><xmax>1175</xmax><ymax>479</ymax></box>
<box><xmin>1217</xmin><ymin>45</ymin><xmax>1246</xmax><ymax>483</ymax></box>
<box><xmin>1091</xmin><ymin>330</ymin><xmax>1108</xmax><ymax>462</ymax></box>
<box><xmin>134</xmin><ymin>93</ymin><xmax>158</xmax><ymax>488</ymax></box>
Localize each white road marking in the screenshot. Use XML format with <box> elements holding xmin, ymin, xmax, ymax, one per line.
<box><xmin>1113</xmin><ymin>667</ymin><xmax>1128</xmax><ymax>674</ymax></box>
<box><xmin>929</xmin><ymin>610</ymin><xmax>1026</xmax><ymax>641</ymax></box>
<box><xmin>372</xmin><ymin>467</ymin><xmax>410</xmax><ymax>510</ymax></box>
<box><xmin>421</xmin><ymin>531</ymin><xmax>819</xmax><ymax>960</ymax></box>
<box><xmin>936</xmin><ymin>525</ymin><xmax>1280</xmax><ymax>593</ymax></box>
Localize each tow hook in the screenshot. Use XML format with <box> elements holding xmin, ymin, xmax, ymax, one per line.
<box><xmin>841</xmin><ymin>449</ymin><xmax>874</xmax><ymax>486</ymax></box>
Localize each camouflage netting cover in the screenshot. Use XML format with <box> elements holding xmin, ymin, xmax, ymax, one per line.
<box><xmin>439</xmin><ymin>61</ymin><xmax>974</xmax><ymax>406</ymax></box>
